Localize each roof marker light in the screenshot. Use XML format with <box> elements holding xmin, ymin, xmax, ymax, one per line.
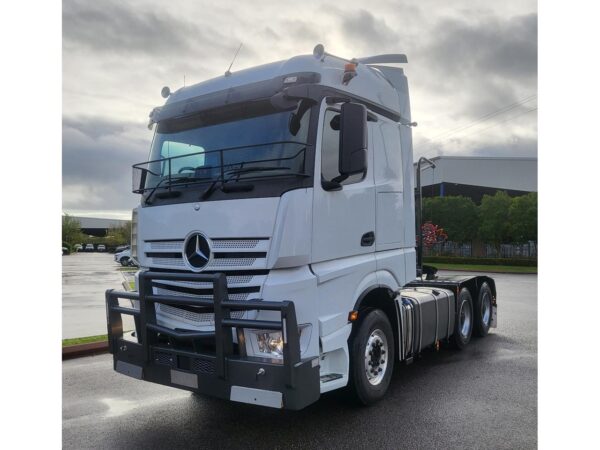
<box><xmin>343</xmin><ymin>63</ymin><xmax>357</xmax><ymax>85</ymax></box>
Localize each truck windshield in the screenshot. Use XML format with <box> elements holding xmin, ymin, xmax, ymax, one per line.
<box><xmin>136</xmin><ymin>101</ymin><xmax>311</xmax><ymax>193</ymax></box>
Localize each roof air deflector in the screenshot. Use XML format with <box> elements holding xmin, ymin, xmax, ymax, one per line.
<box><xmin>356</xmin><ymin>54</ymin><xmax>408</xmax><ymax>65</ymax></box>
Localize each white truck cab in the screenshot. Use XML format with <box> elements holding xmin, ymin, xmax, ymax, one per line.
<box><xmin>106</xmin><ymin>46</ymin><xmax>497</xmax><ymax>410</ymax></box>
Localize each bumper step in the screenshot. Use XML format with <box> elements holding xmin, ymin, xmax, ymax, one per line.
<box><xmin>320</xmin><ymin>373</ymin><xmax>343</xmax><ymax>383</ymax></box>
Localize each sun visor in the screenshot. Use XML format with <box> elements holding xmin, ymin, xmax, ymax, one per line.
<box><xmin>149</xmin><ymin>72</ymin><xmax>321</xmax><ymax>126</ymax></box>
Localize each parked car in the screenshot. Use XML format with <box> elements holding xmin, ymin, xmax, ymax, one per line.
<box><xmin>115</xmin><ymin>249</ymin><xmax>131</xmax><ymax>266</ymax></box>
<box><xmin>62</xmin><ymin>246</ymin><xmax>70</xmax><ymax>256</ymax></box>
<box><xmin>85</xmin><ymin>243</ymin><xmax>94</xmax><ymax>252</ymax></box>
<box><xmin>114</xmin><ymin>244</ymin><xmax>130</xmax><ymax>254</ymax></box>
<box><xmin>73</xmin><ymin>244</ymin><xmax>83</xmax><ymax>252</ymax></box>
<box><xmin>97</xmin><ymin>244</ymin><xmax>106</xmax><ymax>252</ymax></box>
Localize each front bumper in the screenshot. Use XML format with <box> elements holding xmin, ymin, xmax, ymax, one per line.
<box><xmin>105</xmin><ymin>271</ymin><xmax>320</xmax><ymax>410</ymax></box>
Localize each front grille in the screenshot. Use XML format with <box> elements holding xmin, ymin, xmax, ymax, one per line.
<box><xmin>155</xmin><ymin>287</ymin><xmax>252</xmax><ymax>302</ymax></box>
<box><xmin>143</xmin><ymin>237</ymin><xmax>269</xmax><ymax>271</ymax></box>
<box><xmin>207</xmin><ymin>257</ymin><xmax>257</xmax><ymax>267</ymax></box>
<box><xmin>146</xmin><ymin>237</ymin><xmax>270</xmax><ymax>329</ymax></box>
<box><xmin>154</xmin><ymin>350</ymin><xmax>175</xmax><ymax>367</ymax></box>
<box><xmin>212</xmin><ymin>239</ymin><xmax>260</xmax><ymax>249</ymax></box>
<box><xmin>192</xmin><ymin>358</ymin><xmax>215</xmax><ymax>374</ymax></box>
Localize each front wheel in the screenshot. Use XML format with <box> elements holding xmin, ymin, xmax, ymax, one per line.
<box><xmin>120</xmin><ymin>257</ymin><xmax>130</xmax><ymax>266</ymax></box>
<box><xmin>348</xmin><ymin>309</ymin><xmax>395</xmax><ymax>405</ymax></box>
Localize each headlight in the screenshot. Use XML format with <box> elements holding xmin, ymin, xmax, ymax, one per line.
<box><xmin>246</xmin><ymin>324</ymin><xmax>312</xmax><ymax>358</ymax></box>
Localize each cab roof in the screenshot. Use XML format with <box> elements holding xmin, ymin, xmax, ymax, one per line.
<box><xmin>159</xmin><ymin>52</ymin><xmax>410</xmax><ymax>118</ymax></box>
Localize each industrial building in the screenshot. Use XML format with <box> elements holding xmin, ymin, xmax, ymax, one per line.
<box><xmin>415</xmin><ymin>156</ymin><xmax>537</xmax><ymax>203</ymax></box>
<box><xmin>71</xmin><ymin>216</ymin><xmax>130</xmax><ymax>237</ymax></box>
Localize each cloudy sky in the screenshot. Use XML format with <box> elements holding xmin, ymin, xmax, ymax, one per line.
<box><xmin>62</xmin><ymin>0</ymin><xmax>537</xmax><ymax>219</ymax></box>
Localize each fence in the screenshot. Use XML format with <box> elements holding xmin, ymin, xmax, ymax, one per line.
<box><xmin>423</xmin><ymin>241</ymin><xmax>537</xmax><ymax>259</ymax></box>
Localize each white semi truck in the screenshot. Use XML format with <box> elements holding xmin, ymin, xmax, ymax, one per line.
<box><xmin>106</xmin><ymin>45</ymin><xmax>497</xmax><ymax>410</ymax></box>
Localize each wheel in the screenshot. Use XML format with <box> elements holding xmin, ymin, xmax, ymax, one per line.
<box><xmin>474</xmin><ymin>282</ymin><xmax>493</xmax><ymax>337</ymax></box>
<box><xmin>348</xmin><ymin>309</ymin><xmax>395</xmax><ymax>405</ymax></box>
<box><xmin>120</xmin><ymin>257</ymin><xmax>130</xmax><ymax>266</ymax></box>
<box><xmin>452</xmin><ymin>287</ymin><xmax>473</xmax><ymax>349</ymax></box>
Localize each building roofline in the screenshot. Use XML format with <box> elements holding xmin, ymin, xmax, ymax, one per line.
<box><xmin>430</xmin><ymin>155</ymin><xmax>536</xmax><ymax>161</ymax></box>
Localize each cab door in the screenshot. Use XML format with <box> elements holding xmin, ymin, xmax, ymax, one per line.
<box><xmin>312</xmin><ymin>101</ymin><xmax>376</xmax><ymax>263</ymax></box>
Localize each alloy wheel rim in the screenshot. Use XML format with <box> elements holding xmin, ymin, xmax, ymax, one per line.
<box><xmin>364</xmin><ymin>329</ymin><xmax>388</xmax><ymax>385</ymax></box>
<box><xmin>459</xmin><ymin>301</ymin><xmax>472</xmax><ymax>339</ymax></box>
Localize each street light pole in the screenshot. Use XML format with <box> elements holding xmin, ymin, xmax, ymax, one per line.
<box><xmin>416</xmin><ymin>157</ymin><xmax>436</xmax><ymax>274</ymax></box>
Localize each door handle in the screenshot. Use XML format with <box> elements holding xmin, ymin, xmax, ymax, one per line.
<box><xmin>361</xmin><ymin>231</ymin><xmax>375</xmax><ymax>247</ymax></box>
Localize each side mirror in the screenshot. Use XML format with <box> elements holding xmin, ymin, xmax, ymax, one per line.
<box><xmin>339</xmin><ymin>102</ymin><xmax>367</xmax><ymax>177</ymax></box>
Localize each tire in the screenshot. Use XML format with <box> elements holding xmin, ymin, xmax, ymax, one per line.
<box><xmin>348</xmin><ymin>309</ymin><xmax>395</xmax><ymax>405</ymax></box>
<box><xmin>452</xmin><ymin>288</ymin><xmax>474</xmax><ymax>349</ymax></box>
<box><xmin>120</xmin><ymin>257</ymin><xmax>130</xmax><ymax>266</ymax></box>
<box><xmin>474</xmin><ymin>282</ymin><xmax>493</xmax><ymax>337</ymax></box>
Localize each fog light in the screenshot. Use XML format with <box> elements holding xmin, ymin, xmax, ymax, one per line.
<box><xmin>247</xmin><ymin>324</ymin><xmax>311</xmax><ymax>358</ymax></box>
<box><xmin>256</xmin><ymin>331</ymin><xmax>284</xmax><ymax>356</ymax></box>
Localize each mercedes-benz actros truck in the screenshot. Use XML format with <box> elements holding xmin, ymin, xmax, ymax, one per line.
<box><xmin>106</xmin><ymin>45</ymin><xmax>497</xmax><ymax>410</ymax></box>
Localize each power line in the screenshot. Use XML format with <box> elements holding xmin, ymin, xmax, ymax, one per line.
<box><xmin>441</xmin><ymin>106</ymin><xmax>538</xmax><ymax>142</ymax></box>
<box><xmin>429</xmin><ymin>94</ymin><xmax>537</xmax><ymax>142</ymax></box>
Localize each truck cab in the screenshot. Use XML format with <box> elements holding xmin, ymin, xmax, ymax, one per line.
<box><xmin>106</xmin><ymin>46</ymin><xmax>497</xmax><ymax>410</ymax></box>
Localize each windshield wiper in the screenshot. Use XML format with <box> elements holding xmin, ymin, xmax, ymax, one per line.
<box><xmin>225</xmin><ymin>166</ymin><xmax>291</xmax><ymax>176</ymax></box>
<box><xmin>201</xmin><ymin>179</ymin><xmax>255</xmax><ymax>200</ymax></box>
<box><xmin>144</xmin><ymin>176</ymin><xmax>212</xmax><ymax>204</ymax></box>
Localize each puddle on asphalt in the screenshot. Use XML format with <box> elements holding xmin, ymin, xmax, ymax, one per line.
<box><xmin>99</xmin><ymin>391</ymin><xmax>190</xmax><ymax>418</ymax></box>
<box><xmin>100</xmin><ymin>397</ymin><xmax>138</xmax><ymax>418</ymax></box>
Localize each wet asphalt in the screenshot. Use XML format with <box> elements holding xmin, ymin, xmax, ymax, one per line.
<box><xmin>62</xmin><ymin>252</ymin><xmax>130</xmax><ymax>339</ymax></box>
<box><xmin>62</xmin><ymin>271</ymin><xmax>537</xmax><ymax>449</ymax></box>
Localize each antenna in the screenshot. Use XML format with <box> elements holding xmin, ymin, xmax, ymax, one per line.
<box><xmin>224</xmin><ymin>43</ymin><xmax>243</xmax><ymax>77</ymax></box>
<box><xmin>183</xmin><ymin>74</ymin><xmax>186</xmax><ymax>87</ymax></box>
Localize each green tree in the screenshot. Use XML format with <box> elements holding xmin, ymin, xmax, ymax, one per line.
<box><xmin>509</xmin><ymin>192</ymin><xmax>537</xmax><ymax>243</ymax></box>
<box><xmin>62</xmin><ymin>214</ymin><xmax>84</xmax><ymax>247</ymax></box>
<box><xmin>108</xmin><ymin>222</ymin><xmax>132</xmax><ymax>246</ymax></box>
<box><xmin>478</xmin><ymin>191</ymin><xmax>512</xmax><ymax>250</ymax></box>
<box><xmin>422</xmin><ymin>196</ymin><xmax>479</xmax><ymax>242</ymax></box>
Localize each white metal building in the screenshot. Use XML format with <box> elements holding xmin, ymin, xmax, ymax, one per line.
<box><xmin>71</xmin><ymin>216</ymin><xmax>130</xmax><ymax>237</ymax></box>
<box><xmin>415</xmin><ymin>156</ymin><xmax>537</xmax><ymax>202</ymax></box>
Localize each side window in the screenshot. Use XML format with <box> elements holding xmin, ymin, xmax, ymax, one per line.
<box><xmin>321</xmin><ymin>109</ymin><xmax>365</xmax><ymax>185</ymax></box>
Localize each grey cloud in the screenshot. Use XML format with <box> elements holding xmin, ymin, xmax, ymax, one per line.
<box><xmin>278</xmin><ymin>21</ymin><xmax>321</xmax><ymax>45</ymax></box>
<box><xmin>63</xmin><ymin>116</ymin><xmax>130</xmax><ymax>140</ymax></box>
<box><xmin>415</xmin><ymin>13</ymin><xmax>537</xmax><ymax>117</ymax></box>
<box><xmin>62</xmin><ymin>117</ymin><xmax>149</xmax><ymax>211</ymax></box>
<box><xmin>63</xmin><ymin>0</ymin><xmax>233</xmax><ymax>57</ymax></box>
<box><xmin>424</xmin><ymin>13</ymin><xmax>537</xmax><ymax>80</ymax></box>
<box><xmin>339</xmin><ymin>10</ymin><xmax>399</xmax><ymax>51</ymax></box>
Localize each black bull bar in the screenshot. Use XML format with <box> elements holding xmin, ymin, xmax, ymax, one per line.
<box><xmin>105</xmin><ymin>271</ymin><xmax>320</xmax><ymax>409</ymax></box>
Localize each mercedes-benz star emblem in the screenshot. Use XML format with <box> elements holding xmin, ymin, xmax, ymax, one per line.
<box><xmin>183</xmin><ymin>232</ymin><xmax>211</xmax><ymax>271</ymax></box>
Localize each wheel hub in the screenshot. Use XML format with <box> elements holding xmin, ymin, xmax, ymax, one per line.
<box><xmin>364</xmin><ymin>329</ymin><xmax>388</xmax><ymax>385</ymax></box>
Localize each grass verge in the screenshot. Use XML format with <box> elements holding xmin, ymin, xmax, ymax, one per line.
<box><xmin>428</xmin><ymin>263</ymin><xmax>537</xmax><ymax>274</ymax></box>
<box><xmin>62</xmin><ymin>334</ymin><xmax>107</xmax><ymax>347</ymax></box>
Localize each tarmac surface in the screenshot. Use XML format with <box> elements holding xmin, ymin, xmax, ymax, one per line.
<box><xmin>62</xmin><ymin>252</ymin><xmax>129</xmax><ymax>339</ymax></box>
<box><xmin>63</xmin><ymin>271</ymin><xmax>537</xmax><ymax>449</ymax></box>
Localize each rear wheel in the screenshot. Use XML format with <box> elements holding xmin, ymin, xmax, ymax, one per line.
<box><xmin>474</xmin><ymin>282</ymin><xmax>493</xmax><ymax>337</ymax></box>
<box><xmin>452</xmin><ymin>288</ymin><xmax>473</xmax><ymax>349</ymax></box>
<box><xmin>348</xmin><ymin>309</ymin><xmax>395</xmax><ymax>405</ymax></box>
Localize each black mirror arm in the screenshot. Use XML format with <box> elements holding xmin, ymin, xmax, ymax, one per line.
<box><xmin>331</xmin><ymin>174</ymin><xmax>349</xmax><ymax>184</ymax></box>
<box><xmin>321</xmin><ymin>179</ymin><xmax>342</xmax><ymax>191</ymax></box>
